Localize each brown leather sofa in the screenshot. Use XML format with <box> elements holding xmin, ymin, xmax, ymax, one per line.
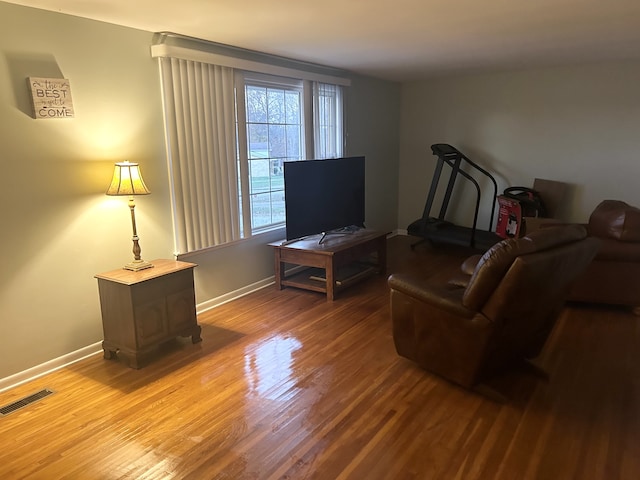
<box><xmin>388</xmin><ymin>225</ymin><xmax>599</xmax><ymax>390</ymax></box>
<box><xmin>567</xmin><ymin>200</ymin><xmax>640</xmax><ymax>314</ymax></box>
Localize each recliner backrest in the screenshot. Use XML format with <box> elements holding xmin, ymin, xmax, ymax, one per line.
<box><xmin>481</xmin><ymin>238</ymin><xmax>599</xmax><ymax>323</ymax></box>
<box><xmin>588</xmin><ymin>200</ymin><xmax>640</xmax><ymax>242</ymax></box>
<box><xmin>480</xmin><ymin>235</ymin><xmax>600</xmax><ymax>368</ymax></box>
<box><xmin>463</xmin><ymin>225</ymin><xmax>590</xmax><ymax>312</ymax></box>
<box><xmin>462</xmin><ymin>225</ymin><xmax>599</xmax><ymax>371</ymax></box>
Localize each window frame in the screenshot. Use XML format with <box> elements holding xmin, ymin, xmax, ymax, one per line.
<box><xmin>236</xmin><ymin>72</ymin><xmax>346</xmax><ymax>238</ymax></box>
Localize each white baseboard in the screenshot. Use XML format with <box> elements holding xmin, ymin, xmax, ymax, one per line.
<box><xmin>0</xmin><ymin>342</ymin><xmax>103</xmax><ymax>394</ymax></box>
<box><xmin>196</xmin><ymin>277</ymin><xmax>274</xmax><ymax>314</ymax></box>
<box><xmin>196</xmin><ymin>264</ymin><xmax>313</xmax><ymax>314</ymax></box>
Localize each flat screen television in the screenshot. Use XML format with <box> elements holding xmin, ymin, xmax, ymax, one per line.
<box><xmin>284</xmin><ymin>156</ymin><xmax>365</xmax><ymax>241</ymax></box>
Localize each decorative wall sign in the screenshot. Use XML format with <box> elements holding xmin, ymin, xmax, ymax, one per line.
<box><xmin>27</xmin><ymin>77</ymin><xmax>74</xmax><ymax>119</ymax></box>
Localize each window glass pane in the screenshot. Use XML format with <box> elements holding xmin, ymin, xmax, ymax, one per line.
<box><xmin>270</xmin><ymin>159</ymin><xmax>284</xmax><ymax>178</ymax></box>
<box><xmin>267</xmin><ymin>88</ymin><xmax>285</xmax><ymax>123</ymax></box>
<box><xmin>268</xmin><ymin>124</ymin><xmax>286</xmax><ymax>159</ymax></box>
<box><xmin>286</xmin><ymin>124</ymin><xmax>301</xmax><ymax>159</ymax></box>
<box><xmin>319</xmin><ymin>96</ymin><xmax>327</xmax><ymax>120</ymax></box>
<box><xmin>249</xmin><ymin>159</ymin><xmax>270</xmax><ymax>194</ymax></box>
<box><xmin>246</xmin><ymin>86</ymin><xmax>267</xmax><ymax>123</ymax></box>
<box><xmin>248</xmin><ymin>124</ymin><xmax>268</xmax><ymax>159</ymax></box>
<box><xmin>271</xmin><ymin>190</ymin><xmax>285</xmax><ymax>224</ymax></box>
<box><xmin>285</xmin><ymin>91</ymin><xmax>300</xmax><ymax>123</ymax></box>
<box><xmin>251</xmin><ymin>192</ymin><xmax>272</xmax><ymax>229</ymax></box>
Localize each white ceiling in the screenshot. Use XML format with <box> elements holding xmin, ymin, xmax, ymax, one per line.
<box><xmin>5</xmin><ymin>0</ymin><xmax>640</xmax><ymax>81</ymax></box>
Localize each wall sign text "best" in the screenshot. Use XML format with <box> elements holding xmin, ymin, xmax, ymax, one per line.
<box><xmin>27</xmin><ymin>77</ymin><xmax>75</xmax><ymax>119</ymax></box>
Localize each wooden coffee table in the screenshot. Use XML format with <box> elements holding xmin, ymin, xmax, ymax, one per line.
<box><xmin>270</xmin><ymin>229</ymin><xmax>387</xmax><ymax>301</ymax></box>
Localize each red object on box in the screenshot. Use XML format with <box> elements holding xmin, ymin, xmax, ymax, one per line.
<box><xmin>496</xmin><ymin>195</ymin><xmax>523</xmax><ymax>238</ymax></box>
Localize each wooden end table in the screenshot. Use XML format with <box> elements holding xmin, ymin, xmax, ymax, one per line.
<box><xmin>95</xmin><ymin>259</ymin><xmax>201</xmax><ymax>368</ymax></box>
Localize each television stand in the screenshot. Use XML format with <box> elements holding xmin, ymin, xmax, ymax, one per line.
<box><xmin>270</xmin><ymin>229</ymin><xmax>387</xmax><ymax>301</ymax></box>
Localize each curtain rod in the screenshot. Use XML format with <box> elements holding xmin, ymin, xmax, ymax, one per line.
<box><xmin>153</xmin><ymin>31</ymin><xmax>351</xmax><ymax>81</ymax></box>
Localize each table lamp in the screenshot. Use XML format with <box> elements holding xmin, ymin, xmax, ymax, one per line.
<box><xmin>106</xmin><ymin>161</ymin><xmax>153</xmax><ymax>271</ymax></box>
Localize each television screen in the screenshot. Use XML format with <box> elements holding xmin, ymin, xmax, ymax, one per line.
<box><xmin>284</xmin><ymin>156</ymin><xmax>365</xmax><ymax>241</ymax></box>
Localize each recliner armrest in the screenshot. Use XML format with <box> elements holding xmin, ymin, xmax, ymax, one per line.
<box><xmin>388</xmin><ymin>273</ymin><xmax>476</xmax><ymax>319</ymax></box>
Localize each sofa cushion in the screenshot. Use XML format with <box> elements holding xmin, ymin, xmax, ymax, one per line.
<box><xmin>588</xmin><ymin>200</ymin><xmax>640</xmax><ymax>243</ymax></box>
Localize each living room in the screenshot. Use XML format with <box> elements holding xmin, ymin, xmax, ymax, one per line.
<box><xmin>1</xmin><ymin>1</ymin><xmax>640</xmax><ymax>477</ymax></box>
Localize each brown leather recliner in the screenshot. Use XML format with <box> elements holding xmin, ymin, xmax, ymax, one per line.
<box><xmin>388</xmin><ymin>225</ymin><xmax>599</xmax><ymax>390</ymax></box>
<box><xmin>567</xmin><ymin>200</ymin><xmax>640</xmax><ymax>314</ymax></box>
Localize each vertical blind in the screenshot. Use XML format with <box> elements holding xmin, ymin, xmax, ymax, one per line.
<box><xmin>313</xmin><ymin>82</ymin><xmax>344</xmax><ymax>159</ymax></box>
<box><xmin>159</xmin><ymin>57</ymin><xmax>241</xmax><ymax>254</ymax></box>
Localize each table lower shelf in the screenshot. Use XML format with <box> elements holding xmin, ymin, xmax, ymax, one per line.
<box><xmin>281</xmin><ymin>262</ymin><xmax>380</xmax><ymax>293</ymax></box>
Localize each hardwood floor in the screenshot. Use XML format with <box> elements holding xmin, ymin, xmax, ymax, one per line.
<box><xmin>1</xmin><ymin>235</ymin><xmax>639</xmax><ymax>479</ymax></box>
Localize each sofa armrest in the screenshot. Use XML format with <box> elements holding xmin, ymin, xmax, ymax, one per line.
<box><xmin>389</xmin><ymin>273</ymin><xmax>493</xmax><ymax>387</ymax></box>
<box><xmin>388</xmin><ymin>273</ymin><xmax>476</xmax><ymax>319</ymax></box>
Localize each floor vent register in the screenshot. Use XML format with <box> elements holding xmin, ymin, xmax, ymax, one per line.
<box><xmin>0</xmin><ymin>388</ymin><xmax>55</xmax><ymax>416</ymax></box>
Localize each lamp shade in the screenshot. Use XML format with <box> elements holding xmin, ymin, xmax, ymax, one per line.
<box><xmin>106</xmin><ymin>161</ymin><xmax>151</xmax><ymax>196</ymax></box>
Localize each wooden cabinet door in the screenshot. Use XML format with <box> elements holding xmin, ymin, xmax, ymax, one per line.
<box><xmin>133</xmin><ymin>297</ymin><xmax>169</xmax><ymax>347</ymax></box>
<box><xmin>167</xmin><ymin>288</ymin><xmax>197</xmax><ymax>335</ymax></box>
<box><xmin>132</xmin><ymin>279</ymin><xmax>169</xmax><ymax>348</ymax></box>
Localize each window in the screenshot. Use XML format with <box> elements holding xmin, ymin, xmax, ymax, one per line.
<box><xmin>236</xmin><ymin>73</ymin><xmax>344</xmax><ymax>237</ymax></box>
<box><xmin>155</xmin><ymin>45</ymin><xmax>347</xmax><ymax>254</ymax></box>
<box><xmin>237</xmin><ymin>74</ymin><xmax>305</xmax><ymax>234</ymax></box>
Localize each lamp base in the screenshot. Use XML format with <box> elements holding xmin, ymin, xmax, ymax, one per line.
<box><xmin>123</xmin><ymin>259</ymin><xmax>154</xmax><ymax>271</ymax></box>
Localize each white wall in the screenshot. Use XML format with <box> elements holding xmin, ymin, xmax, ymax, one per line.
<box><xmin>346</xmin><ymin>75</ymin><xmax>401</xmax><ymax>231</ymax></box>
<box><xmin>0</xmin><ymin>2</ymin><xmax>400</xmax><ymax>382</ymax></box>
<box><xmin>398</xmin><ymin>62</ymin><xmax>640</xmax><ymax>231</ymax></box>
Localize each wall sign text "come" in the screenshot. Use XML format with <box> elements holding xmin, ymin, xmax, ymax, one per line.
<box><xmin>27</xmin><ymin>77</ymin><xmax>75</xmax><ymax>119</ymax></box>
